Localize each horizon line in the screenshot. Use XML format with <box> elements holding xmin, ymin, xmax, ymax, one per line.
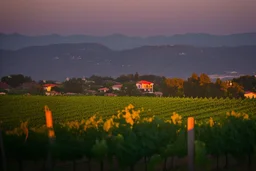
<box><xmin>1</xmin><ymin>31</ymin><xmax>256</xmax><ymax>38</ymax></box>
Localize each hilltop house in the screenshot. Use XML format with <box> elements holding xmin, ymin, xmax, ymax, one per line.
<box><xmin>112</xmin><ymin>84</ymin><xmax>122</xmax><ymax>91</ymax></box>
<box><xmin>244</xmin><ymin>91</ymin><xmax>256</xmax><ymax>99</ymax></box>
<box><xmin>136</xmin><ymin>80</ymin><xmax>154</xmax><ymax>93</ymax></box>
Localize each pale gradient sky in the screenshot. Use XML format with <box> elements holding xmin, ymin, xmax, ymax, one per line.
<box><xmin>0</xmin><ymin>0</ymin><xmax>255</xmax><ymax>36</ymax></box>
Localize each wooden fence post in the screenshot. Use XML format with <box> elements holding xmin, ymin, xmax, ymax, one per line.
<box><xmin>45</xmin><ymin>106</ymin><xmax>55</xmax><ymax>171</ymax></box>
<box><xmin>187</xmin><ymin>117</ymin><xmax>195</xmax><ymax>171</ymax></box>
<box><xmin>0</xmin><ymin>128</ymin><xmax>7</xmax><ymax>171</ymax></box>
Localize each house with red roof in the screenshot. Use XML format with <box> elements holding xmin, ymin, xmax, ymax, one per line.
<box><xmin>98</xmin><ymin>87</ymin><xmax>109</xmax><ymax>93</ymax></box>
<box><xmin>43</xmin><ymin>83</ymin><xmax>58</xmax><ymax>92</ymax></box>
<box><xmin>112</xmin><ymin>84</ymin><xmax>123</xmax><ymax>91</ymax></box>
<box><xmin>244</xmin><ymin>91</ymin><xmax>256</xmax><ymax>99</ymax></box>
<box><xmin>136</xmin><ymin>80</ymin><xmax>154</xmax><ymax>93</ymax></box>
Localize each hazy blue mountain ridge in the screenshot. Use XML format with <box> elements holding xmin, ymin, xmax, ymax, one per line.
<box><xmin>0</xmin><ymin>43</ymin><xmax>255</xmax><ymax>81</ymax></box>
<box><xmin>1</xmin><ymin>33</ymin><xmax>256</xmax><ymax>50</ymax></box>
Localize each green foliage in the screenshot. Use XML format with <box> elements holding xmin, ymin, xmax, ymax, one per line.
<box><xmin>120</xmin><ymin>82</ymin><xmax>142</xmax><ymax>96</ymax></box>
<box><xmin>232</xmin><ymin>75</ymin><xmax>256</xmax><ymax>92</ymax></box>
<box><xmin>92</xmin><ymin>139</ymin><xmax>108</xmax><ymax>161</ymax></box>
<box><xmin>147</xmin><ymin>154</ymin><xmax>162</xmax><ymax>171</ymax></box>
<box><xmin>1</xmin><ymin>74</ymin><xmax>32</xmax><ymax>88</ymax></box>
<box><xmin>195</xmin><ymin>140</ymin><xmax>208</xmax><ymax>166</ymax></box>
<box><xmin>63</xmin><ymin>78</ymin><xmax>85</xmax><ymax>93</ymax></box>
<box><xmin>2</xmin><ymin>106</ymin><xmax>256</xmax><ymax>170</ymax></box>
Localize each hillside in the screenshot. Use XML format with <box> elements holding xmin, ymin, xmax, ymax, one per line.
<box><xmin>0</xmin><ymin>43</ymin><xmax>255</xmax><ymax>80</ymax></box>
<box><xmin>0</xmin><ymin>32</ymin><xmax>256</xmax><ymax>50</ymax></box>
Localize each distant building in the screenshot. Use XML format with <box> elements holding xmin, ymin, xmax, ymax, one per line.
<box><xmin>43</xmin><ymin>84</ymin><xmax>58</xmax><ymax>92</ymax></box>
<box><xmin>0</xmin><ymin>92</ymin><xmax>6</xmax><ymax>95</ymax></box>
<box><xmin>98</xmin><ymin>87</ymin><xmax>109</xmax><ymax>93</ymax></box>
<box><xmin>136</xmin><ymin>80</ymin><xmax>154</xmax><ymax>93</ymax></box>
<box><xmin>112</xmin><ymin>84</ymin><xmax>122</xmax><ymax>91</ymax></box>
<box><xmin>244</xmin><ymin>91</ymin><xmax>256</xmax><ymax>99</ymax></box>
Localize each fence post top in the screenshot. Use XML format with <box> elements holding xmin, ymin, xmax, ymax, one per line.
<box><xmin>187</xmin><ymin>117</ymin><xmax>195</xmax><ymax>131</ymax></box>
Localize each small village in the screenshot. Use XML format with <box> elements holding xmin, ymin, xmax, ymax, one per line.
<box><xmin>0</xmin><ymin>74</ymin><xmax>256</xmax><ymax>99</ymax></box>
<box><xmin>0</xmin><ymin>76</ymin><xmax>163</xmax><ymax>97</ymax></box>
<box><xmin>41</xmin><ymin>79</ymin><xmax>163</xmax><ymax>97</ymax></box>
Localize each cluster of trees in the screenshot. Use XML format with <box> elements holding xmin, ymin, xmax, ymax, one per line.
<box><xmin>164</xmin><ymin>73</ymin><xmax>245</xmax><ymax>98</ymax></box>
<box><xmin>1</xmin><ymin>73</ymin><xmax>255</xmax><ymax>98</ymax></box>
<box><xmin>0</xmin><ymin>74</ymin><xmax>44</xmax><ymax>95</ymax></box>
<box><xmin>233</xmin><ymin>75</ymin><xmax>256</xmax><ymax>92</ymax></box>
<box><xmin>1</xmin><ymin>74</ymin><xmax>33</xmax><ymax>88</ymax></box>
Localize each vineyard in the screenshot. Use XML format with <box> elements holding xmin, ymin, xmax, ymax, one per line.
<box><xmin>1</xmin><ymin>96</ymin><xmax>256</xmax><ymax>128</ymax></box>
<box><xmin>0</xmin><ymin>96</ymin><xmax>256</xmax><ymax>171</ymax></box>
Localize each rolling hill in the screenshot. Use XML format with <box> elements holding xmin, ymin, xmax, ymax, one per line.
<box><xmin>0</xmin><ymin>43</ymin><xmax>255</xmax><ymax>81</ymax></box>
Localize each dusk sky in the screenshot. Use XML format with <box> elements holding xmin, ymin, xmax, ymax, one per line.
<box><xmin>0</xmin><ymin>0</ymin><xmax>255</xmax><ymax>36</ymax></box>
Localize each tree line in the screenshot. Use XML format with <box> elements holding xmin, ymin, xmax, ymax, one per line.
<box><xmin>1</xmin><ymin>73</ymin><xmax>255</xmax><ymax>98</ymax></box>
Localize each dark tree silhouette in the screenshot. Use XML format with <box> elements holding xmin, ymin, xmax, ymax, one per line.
<box><xmin>63</xmin><ymin>78</ymin><xmax>85</xmax><ymax>93</ymax></box>
<box><xmin>1</xmin><ymin>74</ymin><xmax>32</xmax><ymax>88</ymax></box>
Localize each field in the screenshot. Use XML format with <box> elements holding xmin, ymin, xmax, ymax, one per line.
<box><xmin>1</xmin><ymin>96</ymin><xmax>256</xmax><ymax>171</ymax></box>
<box><xmin>1</xmin><ymin>96</ymin><xmax>256</xmax><ymax>128</ymax></box>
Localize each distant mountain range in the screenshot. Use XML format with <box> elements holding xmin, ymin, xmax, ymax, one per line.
<box><xmin>0</xmin><ymin>32</ymin><xmax>256</xmax><ymax>50</ymax></box>
<box><xmin>0</xmin><ymin>43</ymin><xmax>255</xmax><ymax>81</ymax></box>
